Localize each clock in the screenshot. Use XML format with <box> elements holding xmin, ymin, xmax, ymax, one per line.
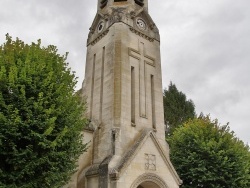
<box><xmin>97</xmin><ymin>21</ymin><xmax>105</xmax><ymax>33</ymax></box>
<box><xmin>136</xmin><ymin>18</ymin><xmax>146</xmax><ymax>30</ymax></box>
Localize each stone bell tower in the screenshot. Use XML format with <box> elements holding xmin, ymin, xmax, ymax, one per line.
<box><xmin>75</xmin><ymin>0</ymin><xmax>182</xmax><ymax>187</ymax></box>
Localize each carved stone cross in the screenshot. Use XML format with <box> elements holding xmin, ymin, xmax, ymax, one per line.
<box><xmin>145</xmin><ymin>153</ymin><xmax>156</xmax><ymax>171</ymax></box>
<box><xmin>129</xmin><ymin>42</ymin><xmax>155</xmax><ymax>118</ymax></box>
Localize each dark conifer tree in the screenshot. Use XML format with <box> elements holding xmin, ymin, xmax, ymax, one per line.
<box><xmin>163</xmin><ymin>82</ymin><xmax>196</xmax><ymax>136</ymax></box>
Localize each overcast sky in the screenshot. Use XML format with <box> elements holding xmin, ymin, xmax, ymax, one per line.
<box><xmin>0</xmin><ymin>0</ymin><xmax>249</xmax><ymax>145</ymax></box>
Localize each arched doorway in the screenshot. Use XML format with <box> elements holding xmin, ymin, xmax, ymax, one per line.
<box><xmin>131</xmin><ymin>173</ymin><xmax>168</xmax><ymax>188</ymax></box>
<box><xmin>137</xmin><ymin>181</ymin><xmax>161</xmax><ymax>188</ymax></box>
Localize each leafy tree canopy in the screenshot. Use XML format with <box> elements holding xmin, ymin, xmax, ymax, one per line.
<box><xmin>169</xmin><ymin>116</ymin><xmax>250</xmax><ymax>188</ymax></box>
<box><xmin>0</xmin><ymin>35</ymin><xmax>87</xmax><ymax>187</ymax></box>
<box><xmin>163</xmin><ymin>82</ymin><xmax>196</xmax><ymax>136</ymax></box>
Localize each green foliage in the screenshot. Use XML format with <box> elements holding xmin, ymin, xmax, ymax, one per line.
<box><xmin>163</xmin><ymin>82</ymin><xmax>196</xmax><ymax>136</ymax></box>
<box><xmin>0</xmin><ymin>35</ymin><xmax>87</xmax><ymax>187</ymax></box>
<box><xmin>169</xmin><ymin>116</ymin><xmax>250</xmax><ymax>188</ymax></box>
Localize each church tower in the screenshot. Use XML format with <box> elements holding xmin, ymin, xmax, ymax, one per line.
<box><xmin>75</xmin><ymin>1</ymin><xmax>182</xmax><ymax>187</ymax></box>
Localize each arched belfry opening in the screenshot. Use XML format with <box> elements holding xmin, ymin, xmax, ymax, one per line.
<box><xmin>100</xmin><ymin>0</ymin><xmax>128</xmax><ymax>9</ymax></box>
<box><xmin>100</xmin><ymin>0</ymin><xmax>145</xmax><ymax>9</ymax></box>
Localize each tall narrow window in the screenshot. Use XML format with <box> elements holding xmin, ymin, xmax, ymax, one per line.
<box><xmin>151</xmin><ymin>75</ymin><xmax>156</xmax><ymax>129</ymax></box>
<box><xmin>112</xmin><ymin>130</ymin><xmax>116</xmax><ymax>155</ymax></box>
<box><xmin>135</xmin><ymin>0</ymin><xmax>144</xmax><ymax>6</ymax></box>
<box><xmin>131</xmin><ymin>67</ymin><xmax>136</xmax><ymax>126</ymax></box>
<box><xmin>99</xmin><ymin>47</ymin><xmax>105</xmax><ymax>122</ymax></box>
<box><xmin>90</xmin><ymin>54</ymin><xmax>96</xmax><ymax>119</ymax></box>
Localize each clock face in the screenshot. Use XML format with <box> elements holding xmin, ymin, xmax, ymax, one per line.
<box><xmin>97</xmin><ymin>21</ymin><xmax>105</xmax><ymax>33</ymax></box>
<box><xmin>136</xmin><ymin>18</ymin><xmax>146</xmax><ymax>30</ymax></box>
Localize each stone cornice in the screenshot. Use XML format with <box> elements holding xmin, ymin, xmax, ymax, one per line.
<box><xmin>88</xmin><ymin>29</ymin><xmax>110</xmax><ymax>46</ymax></box>
<box><xmin>129</xmin><ymin>27</ymin><xmax>154</xmax><ymax>42</ymax></box>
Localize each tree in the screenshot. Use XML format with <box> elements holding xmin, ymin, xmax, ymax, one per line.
<box><xmin>169</xmin><ymin>116</ymin><xmax>250</xmax><ymax>188</ymax></box>
<box><xmin>0</xmin><ymin>35</ymin><xmax>87</xmax><ymax>187</ymax></box>
<box><xmin>163</xmin><ymin>82</ymin><xmax>196</xmax><ymax>136</ymax></box>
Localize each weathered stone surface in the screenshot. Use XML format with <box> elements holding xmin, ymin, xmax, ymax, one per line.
<box><xmin>67</xmin><ymin>1</ymin><xmax>182</xmax><ymax>188</ymax></box>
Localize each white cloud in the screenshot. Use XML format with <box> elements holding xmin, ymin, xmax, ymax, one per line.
<box><xmin>0</xmin><ymin>0</ymin><xmax>249</xmax><ymax>144</ymax></box>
